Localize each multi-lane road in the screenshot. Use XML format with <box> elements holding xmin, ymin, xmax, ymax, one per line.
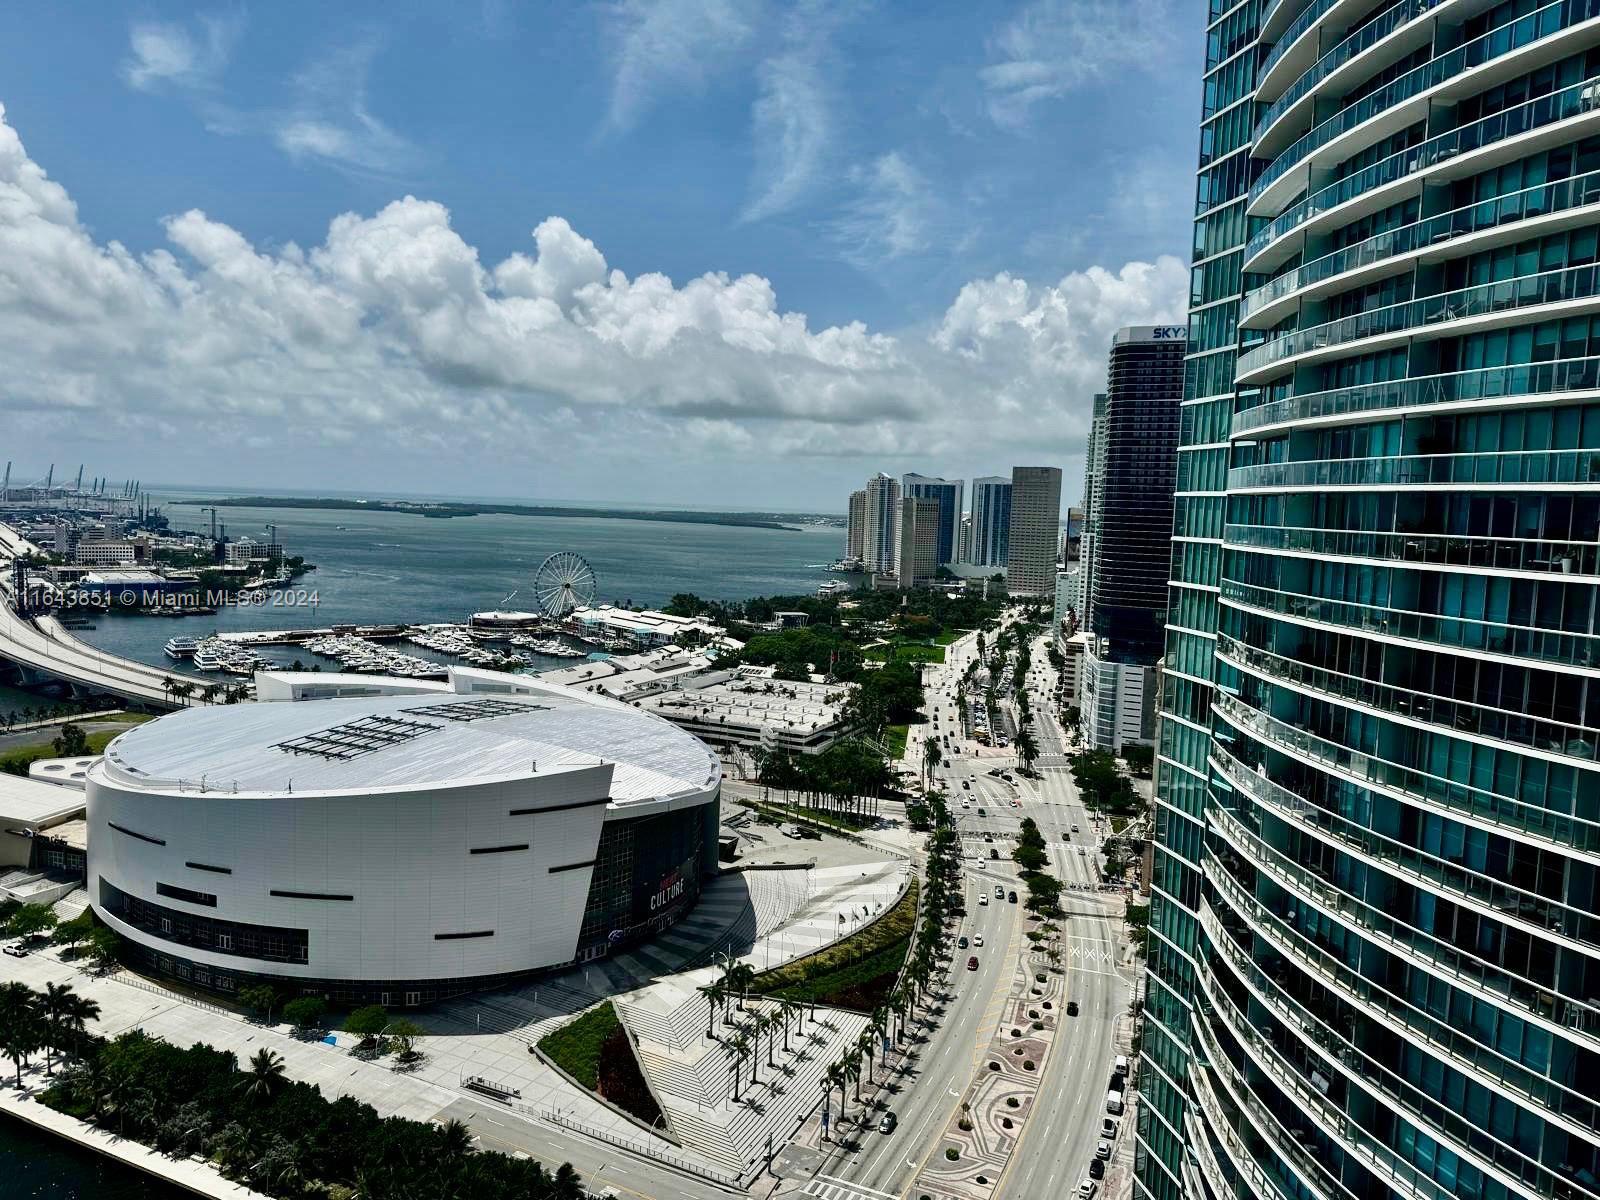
<box><xmin>805</xmin><ymin>621</ymin><xmax>1134</xmax><ymax>1200</ymax></box>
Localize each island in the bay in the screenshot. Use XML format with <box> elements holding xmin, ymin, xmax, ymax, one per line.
<box><xmin>203</xmin><ymin>496</ymin><xmax>838</xmax><ymax>531</ymax></box>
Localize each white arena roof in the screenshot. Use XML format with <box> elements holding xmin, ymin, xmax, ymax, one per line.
<box><xmin>97</xmin><ymin>689</ymin><xmax>719</xmax><ymax>803</ymax></box>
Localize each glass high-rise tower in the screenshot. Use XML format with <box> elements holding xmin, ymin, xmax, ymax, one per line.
<box><xmin>1142</xmin><ymin>8</ymin><xmax>1600</xmax><ymax>1200</ymax></box>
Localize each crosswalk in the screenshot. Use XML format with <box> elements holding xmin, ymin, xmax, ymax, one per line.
<box><xmin>804</xmin><ymin>1173</ymin><xmax>901</xmax><ymax>1200</ymax></box>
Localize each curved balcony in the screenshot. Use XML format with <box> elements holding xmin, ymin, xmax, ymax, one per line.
<box><xmin>1212</xmin><ymin>745</ymin><xmax>1594</xmax><ymax>947</ymax></box>
<box><xmin>1197</xmin><ymin>946</ymin><xmax>1556</xmax><ymax>1200</ymax></box>
<box><xmin>1207</xmin><ymin>790</ymin><xmax>1600</xmax><ymax>1045</ymax></box>
<box><xmin>1249</xmin><ymin>1</ymin><xmax>1595</xmax><ymax>215</ymax></box>
<box><xmin>1189</xmin><ymin>995</ymin><xmax>1354</xmax><ymax>1200</ymax></box>
<box><xmin>1240</xmin><ymin>168</ymin><xmax>1600</xmax><ymax>327</ymax></box>
<box><xmin>1212</xmin><ymin>689</ymin><xmax>1600</xmax><ymax>858</ymax></box>
<box><xmin>1219</xmin><ymin>578</ymin><xmax>1600</xmax><ymax>670</ymax></box>
<box><xmin>1260</xmin><ymin>0</ymin><xmax>1361</xmax><ymax>100</ymax></box>
<box><xmin>1200</xmin><ymin>897</ymin><xmax>1600</xmax><ymax>1141</ymax></box>
<box><xmin>1230</xmin><ymin>356</ymin><xmax>1600</xmax><ymax>438</ymax></box>
<box><xmin>1243</xmin><ymin>71</ymin><xmax>1600</xmax><ymax>271</ymax></box>
<box><xmin>1215</xmin><ymin>629</ymin><xmax>1600</xmax><ymax>764</ymax></box>
<box><xmin>1237</xmin><ymin>261</ymin><xmax>1600</xmax><ymax>382</ymax></box>
<box><xmin>1227</xmin><ymin>448</ymin><xmax>1600</xmax><ymax>492</ymax></box>
<box><xmin>1222</xmin><ymin>521</ymin><xmax>1600</xmax><ymax>579</ymax></box>
<box><xmin>1254</xmin><ymin>0</ymin><xmax>1445</xmax><ymax>158</ymax></box>
<box><xmin>1187</xmin><ymin>1048</ymin><xmax>1335</xmax><ymax>1200</ymax></box>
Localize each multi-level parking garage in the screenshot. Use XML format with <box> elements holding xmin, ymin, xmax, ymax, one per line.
<box><xmin>1144</xmin><ymin>8</ymin><xmax>1600</xmax><ymax>1200</ymax></box>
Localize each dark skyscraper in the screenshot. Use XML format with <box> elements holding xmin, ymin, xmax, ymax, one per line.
<box><xmin>1088</xmin><ymin>325</ymin><xmax>1186</xmax><ymax>665</ymax></box>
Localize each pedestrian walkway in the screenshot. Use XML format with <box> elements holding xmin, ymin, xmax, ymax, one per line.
<box><xmin>0</xmin><ymin>1086</ymin><xmax>267</xmax><ymax>1198</ymax></box>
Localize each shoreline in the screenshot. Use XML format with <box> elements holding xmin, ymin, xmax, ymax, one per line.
<box><xmin>200</xmin><ymin>495</ymin><xmax>823</xmax><ymax>531</ymax></box>
<box><xmin>0</xmin><ymin>1087</ymin><xmax>265</xmax><ymax>1199</ymax></box>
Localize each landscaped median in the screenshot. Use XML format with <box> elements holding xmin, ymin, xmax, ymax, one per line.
<box><xmin>535</xmin><ymin>1000</ymin><xmax>663</xmax><ymax>1128</ymax></box>
<box><xmin>747</xmin><ymin>874</ymin><xmax>918</xmax><ymax>1011</ymax></box>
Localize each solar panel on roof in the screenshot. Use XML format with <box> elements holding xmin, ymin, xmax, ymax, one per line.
<box><xmin>401</xmin><ymin>698</ymin><xmax>549</xmax><ymax>722</ymax></box>
<box><xmin>274</xmin><ymin>713</ymin><xmax>442</xmax><ymax>760</ymax></box>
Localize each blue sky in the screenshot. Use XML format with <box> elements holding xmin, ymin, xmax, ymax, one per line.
<box><xmin>0</xmin><ymin>1</ymin><xmax>1199</xmax><ymax>509</ymax></box>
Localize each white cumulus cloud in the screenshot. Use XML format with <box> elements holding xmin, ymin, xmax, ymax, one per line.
<box><xmin>0</xmin><ymin>101</ymin><xmax>1186</xmax><ymax>477</ymax></box>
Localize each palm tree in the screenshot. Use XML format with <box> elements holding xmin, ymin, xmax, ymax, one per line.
<box><xmin>725</xmin><ymin>1034</ymin><xmax>749</xmax><ymax>1102</ymax></box>
<box><xmin>857</xmin><ymin>1031</ymin><xmax>875</xmax><ymax>1087</ymax></box>
<box><xmin>921</xmin><ymin>734</ymin><xmax>942</xmax><ymax>790</ymax></box>
<box><xmin>728</xmin><ymin>962</ymin><xmax>756</xmax><ymax>1011</ymax></box>
<box><xmin>0</xmin><ymin>982</ymin><xmax>43</xmax><ymax>1088</ymax></box>
<box><xmin>843</xmin><ymin>1054</ymin><xmax>862</xmax><ymax>1106</ymax></box>
<box><xmin>437</xmin><ymin>1118</ymin><xmax>475</xmax><ymax>1162</ymax></box>
<box><xmin>699</xmin><ymin>979</ymin><xmax>725</xmax><ymax>1039</ymax></box>
<box><xmin>96</xmin><ymin>1068</ymin><xmax>146</xmax><ymax>1134</ymax></box>
<box><xmin>40</xmin><ymin>981</ymin><xmax>96</xmax><ymax>1074</ymax></box>
<box><xmin>237</xmin><ymin>1048</ymin><xmax>286</xmax><ymax>1104</ymax></box>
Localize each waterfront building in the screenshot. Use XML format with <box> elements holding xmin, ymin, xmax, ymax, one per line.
<box><xmin>895</xmin><ymin>496</ymin><xmax>941</xmax><ymax>588</ymax></box>
<box><xmin>901</xmin><ymin>473</ymin><xmax>964</xmax><ymax>565</ymax></box>
<box><xmin>1004</xmin><ymin>466</ymin><xmax>1061</xmax><ymax>597</ymax></box>
<box><xmin>88</xmin><ymin>673</ymin><xmax>722</xmax><ymax>1005</ymax></box>
<box><xmin>846</xmin><ymin>488</ymin><xmax>867</xmax><ymax>561</ymax></box>
<box><xmin>567</xmin><ymin>604</ymin><xmax>721</xmax><ymax>649</ymax></box>
<box><xmin>968</xmin><ymin>476</ymin><xmax>1012</xmax><ymax>569</ymax></box>
<box><xmin>1141</xmin><ymin>10</ymin><xmax>1600</xmax><ymax>1200</ymax></box>
<box><xmin>862</xmin><ymin>472</ymin><xmax>900</xmax><ymax>574</ymax></box>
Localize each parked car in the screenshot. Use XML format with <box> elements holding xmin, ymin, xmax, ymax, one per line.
<box><xmin>2</xmin><ymin>943</ymin><xmax>27</xmax><ymax>958</ymax></box>
<box><xmin>962</xmin><ymin>780</ymin><xmax>971</xmax><ymax>790</ymax></box>
<box><xmin>1096</xmin><ymin>1140</ymin><xmax>1112</xmax><ymax>1160</ymax></box>
<box><xmin>1114</xmin><ymin>1054</ymin><xmax>1129</xmax><ymax>1076</ymax></box>
<box><xmin>1089</xmin><ymin>1158</ymin><xmax>1106</xmax><ymax>1180</ymax></box>
<box><xmin>879</xmin><ymin>1111</ymin><xmax>898</xmax><ymax>1134</ymax></box>
<box><xmin>1078</xmin><ymin>1179</ymin><xmax>1097</xmax><ymax>1199</ymax></box>
<box><xmin>967</xmin><ymin>956</ymin><xmax>979</xmax><ymax>971</ymax></box>
<box><xmin>1101</xmin><ymin>1117</ymin><xmax>1118</xmax><ymax>1139</ymax></box>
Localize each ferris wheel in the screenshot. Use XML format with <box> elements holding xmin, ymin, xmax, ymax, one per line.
<box><xmin>534</xmin><ymin>551</ymin><xmax>597</xmax><ymax>618</ymax></box>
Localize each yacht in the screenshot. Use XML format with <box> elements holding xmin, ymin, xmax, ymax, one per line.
<box><xmin>164</xmin><ymin>636</ymin><xmax>199</xmax><ymax>660</ymax></box>
<box><xmin>191</xmin><ymin>648</ymin><xmax>227</xmax><ymax>672</ymax></box>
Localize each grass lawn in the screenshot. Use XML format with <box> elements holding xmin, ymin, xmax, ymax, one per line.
<box><xmin>883</xmin><ymin>724</ymin><xmax>909</xmax><ymax>757</ymax></box>
<box><xmin>538</xmin><ymin>1000</ymin><xmax>621</xmax><ymax>1091</ymax></box>
<box><xmin>751</xmin><ymin>876</ymin><xmax>918</xmax><ymax>1001</ymax></box>
<box><xmin>0</xmin><ymin>716</ymin><xmax>154</xmax><ymax>776</ymax></box>
<box><xmin>863</xmin><ymin>641</ymin><xmax>946</xmax><ymax>665</ymax></box>
<box><xmin>537</xmin><ymin>999</ymin><xmax>664</xmax><ymax>1126</ymax></box>
<box><xmin>935</xmin><ymin>630</ymin><xmax>966</xmax><ymax>645</ymax></box>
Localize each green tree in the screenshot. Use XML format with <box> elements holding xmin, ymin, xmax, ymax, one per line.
<box><xmin>84</xmin><ymin>927</ymin><xmax>120</xmax><ymax>972</ymax></box>
<box><xmin>6</xmin><ymin>903</ymin><xmax>58</xmax><ymax>942</ymax></box>
<box><xmin>345</xmin><ymin>1004</ymin><xmax>389</xmax><ymax>1047</ymax></box>
<box><xmin>282</xmin><ymin>996</ymin><xmax>327</xmax><ymax>1037</ymax></box>
<box><xmin>51</xmin><ymin>722</ymin><xmax>89</xmax><ymax>757</ymax></box>
<box><xmin>238</xmin><ymin>984</ymin><xmax>280</xmax><ymax>1024</ymax></box>
<box><xmin>49</xmin><ymin>910</ymin><xmax>94</xmax><ymax>953</ymax></box>
<box><xmin>386</xmin><ymin>1018</ymin><xmax>424</xmax><ymax>1060</ymax></box>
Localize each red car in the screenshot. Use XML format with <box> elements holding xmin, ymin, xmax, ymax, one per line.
<box><xmin>967</xmin><ymin>956</ymin><xmax>979</xmax><ymax>971</ymax></box>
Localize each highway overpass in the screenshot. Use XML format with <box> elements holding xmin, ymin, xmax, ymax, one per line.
<box><xmin>0</xmin><ymin>519</ymin><xmax>196</xmax><ymax>710</ymax></box>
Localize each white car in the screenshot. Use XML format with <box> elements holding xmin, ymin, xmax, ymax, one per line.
<box><xmin>1096</xmin><ymin>1140</ymin><xmax>1112</xmax><ymax>1160</ymax></box>
<box><xmin>978</xmin><ymin>894</ymin><xmax>989</xmax><ymax>906</ymax></box>
<box><xmin>1078</xmin><ymin>1181</ymin><xmax>1097</xmax><ymax>1200</ymax></box>
<box><xmin>973</xmin><ymin>933</ymin><xmax>985</xmax><ymax>946</ymax></box>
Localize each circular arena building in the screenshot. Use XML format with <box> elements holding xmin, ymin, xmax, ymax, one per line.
<box><xmin>86</xmin><ymin>678</ymin><xmax>721</xmax><ymax>1006</ymax></box>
